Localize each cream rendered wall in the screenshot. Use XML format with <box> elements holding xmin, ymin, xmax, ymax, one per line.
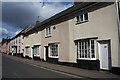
<box><xmin>68</xmin><ymin>19</ymin><xmax>77</xmax><ymax>63</ymax></box>
<box><xmin>23</xmin><ymin>31</ymin><xmax>41</xmax><ymax>58</ymax></box>
<box><xmin>11</xmin><ymin>39</ymin><xmax>15</xmax><ymax>55</ymax></box>
<box><xmin>69</xmin><ymin>3</ymin><xmax>119</xmax><ymax>67</ymax></box>
<box><xmin>41</xmin><ymin>21</ymin><xmax>70</xmax><ymax>62</ymax></box>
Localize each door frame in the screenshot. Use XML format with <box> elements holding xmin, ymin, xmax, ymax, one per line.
<box><xmin>98</xmin><ymin>40</ymin><xmax>112</xmax><ymax>70</ymax></box>
<box><xmin>44</xmin><ymin>46</ymin><xmax>49</xmax><ymax>61</ymax></box>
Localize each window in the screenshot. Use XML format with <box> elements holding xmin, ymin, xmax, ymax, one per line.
<box><xmin>49</xmin><ymin>43</ymin><xmax>58</xmax><ymax>57</ymax></box>
<box><xmin>77</xmin><ymin>39</ymin><xmax>95</xmax><ymax>59</ymax></box>
<box><xmin>19</xmin><ymin>46</ymin><xmax>20</xmax><ymax>53</ymax></box>
<box><xmin>76</xmin><ymin>13</ymin><xmax>88</xmax><ymax>23</ymax></box>
<box><xmin>16</xmin><ymin>39</ymin><xmax>17</xmax><ymax>44</ymax></box>
<box><xmin>19</xmin><ymin>39</ymin><xmax>20</xmax><ymax>43</ymax></box>
<box><xmin>45</xmin><ymin>26</ymin><xmax>51</xmax><ymax>37</ymax></box>
<box><xmin>12</xmin><ymin>42</ymin><xmax>13</xmax><ymax>45</ymax></box>
<box><xmin>25</xmin><ymin>47</ymin><xmax>30</xmax><ymax>56</ymax></box>
<box><xmin>33</xmin><ymin>46</ymin><xmax>39</xmax><ymax>56</ymax></box>
<box><xmin>13</xmin><ymin>47</ymin><xmax>17</xmax><ymax>53</ymax></box>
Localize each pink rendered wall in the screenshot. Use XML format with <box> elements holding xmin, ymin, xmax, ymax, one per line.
<box><xmin>1</xmin><ymin>42</ymin><xmax>7</xmax><ymax>54</ymax></box>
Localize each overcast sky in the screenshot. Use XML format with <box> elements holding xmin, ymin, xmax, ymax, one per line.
<box><xmin>0</xmin><ymin>0</ymin><xmax>74</xmax><ymax>41</ymax></box>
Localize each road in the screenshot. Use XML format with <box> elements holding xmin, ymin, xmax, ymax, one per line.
<box><xmin>2</xmin><ymin>54</ymin><xmax>78</xmax><ymax>79</ymax></box>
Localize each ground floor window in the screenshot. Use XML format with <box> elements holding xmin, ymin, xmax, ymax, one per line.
<box><xmin>25</xmin><ymin>47</ymin><xmax>30</xmax><ymax>56</ymax></box>
<box><xmin>77</xmin><ymin>39</ymin><xmax>96</xmax><ymax>59</ymax></box>
<box><xmin>12</xmin><ymin>46</ymin><xmax>17</xmax><ymax>53</ymax></box>
<box><xmin>33</xmin><ymin>46</ymin><xmax>39</xmax><ymax>56</ymax></box>
<box><xmin>49</xmin><ymin>43</ymin><xmax>58</xmax><ymax>57</ymax></box>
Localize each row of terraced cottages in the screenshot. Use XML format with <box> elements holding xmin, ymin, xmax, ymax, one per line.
<box><xmin>8</xmin><ymin>2</ymin><xmax>120</xmax><ymax>72</ymax></box>
<box><xmin>8</xmin><ymin>25</ymin><xmax>33</xmax><ymax>56</ymax></box>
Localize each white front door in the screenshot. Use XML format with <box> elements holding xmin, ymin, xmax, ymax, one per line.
<box><xmin>99</xmin><ymin>41</ymin><xmax>111</xmax><ymax>70</ymax></box>
<box><xmin>44</xmin><ymin>47</ymin><xmax>46</xmax><ymax>61</ymax></box>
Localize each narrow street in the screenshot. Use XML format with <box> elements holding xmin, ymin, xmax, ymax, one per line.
<box><xmin>2</xmin><ymin>54</ymin><xmax>79</xmax><ymax>79</ymax></box>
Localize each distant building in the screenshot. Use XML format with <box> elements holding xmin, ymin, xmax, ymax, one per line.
<box><xmin>0</xmin><ymin>42</ymin><xmax>1</xmax><ymax>53</ymax></box>
<box><xmin>23</xmin><ymin>21</ymin><xmax>41</xmax><ymax>59</ymax></box>
<box><xmin>1</xmin><ymin>38</ymin><xmax>10</xmax><ymax>54</ymax></box>
<box><xmin>9</xmin><ymin>25</ymin><xmax>32</xmax><ymax>56</ymax></box>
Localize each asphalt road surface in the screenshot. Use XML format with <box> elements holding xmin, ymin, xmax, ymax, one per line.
<box><xmin>2</xmin><ymin>54</ymin><xmax>78</xmax><ymax>79</ymax></box>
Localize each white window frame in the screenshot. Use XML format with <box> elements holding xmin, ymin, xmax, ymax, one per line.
<box><xmin>76</xmin><ymin>13</ymin><xmax>88</xmax><ymax>23</ymax></box>
<box><xmin>45</xmin><ymin>26</ymin><xmax>51</xmax><ymax>37</ymax></box>
<box><xmin>49</xmin><ymin>43</ymin><xmax>59</xmax><ymax>58</ymax></box>
<box><xmin>77</xmin><ymin>39</ymin><xmax>96</xmax><ymax>60</ymax></box>
<box><xmin>25</xmin><ymin>46</ymin><xmax>30</xmax><ymax>56</ymax></box>
<box><xmin>32</xmin><ymin>45</ymin><xmax>40</xmax><ymax>57</ymax></box>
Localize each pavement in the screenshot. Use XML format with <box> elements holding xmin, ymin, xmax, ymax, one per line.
<box><xmin>3</xmin><ymin>54</ymin><xmax>120</xmax><ymax>79</ymax></box>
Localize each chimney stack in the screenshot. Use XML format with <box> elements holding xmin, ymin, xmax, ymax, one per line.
<box><xmin>35</xmin><ymin>16</ymin><xmax>40</xmax><ymax>27</ymax></box>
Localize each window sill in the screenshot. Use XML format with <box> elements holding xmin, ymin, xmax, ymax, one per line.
<box><xmin>45</xmin><ymin>35</ymin><xmax>51</xmax><ymax>38</ymax></box>
<box><xmin>49</xmin><ymin>56</ymin><xmax>58</xmax><ymax>58</ymax></box>
<box><xmin>75</xmin><ymin>20</ymin><xmax>88</xmax><ymax>25</ymax></box>
<box><xmin>77</xmin><ymin>58</ymin><xmax>96</xmax><ymax>60</ymax></box>
<box><xmin>33</xmin><ymin>54</ymin><xmax>40</xmax><ymax>57</ymax></box>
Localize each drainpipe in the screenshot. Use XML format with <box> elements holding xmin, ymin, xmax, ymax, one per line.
<box><xmin>115</xmin><ymin>0</ymin><xmax>120</xmax><ymax>66</ymax></box>
<box><xmin>116</xmin><ymin>0</ymin><xmax>120</xmax><ymax>42</ymax></box>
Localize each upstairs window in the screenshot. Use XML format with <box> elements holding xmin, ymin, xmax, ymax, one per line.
<box><xmin>19</xmin><ymin>39</ymin><xmax>20</xmax><ymax>43</ymax></box>
<box><xmin>76</xmin><ymin>13</ymin><xmax>88</xmax><ymax>23</ymax></box>
<box><xmin>45</xmin><ymin>26</ymin><xmax>51</xmax><ymax>37</ymax></box>
<box><xmin>16</xmin><ymin>39</ymin><xmax>17</xmax><ymax>44</ymax></box>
